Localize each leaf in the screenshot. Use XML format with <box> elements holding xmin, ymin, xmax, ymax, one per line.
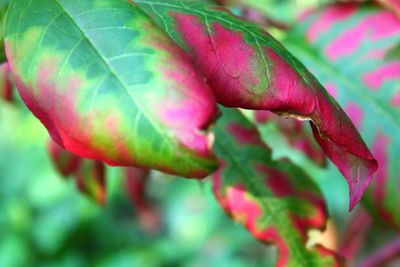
<box><xmin>48</xmin><ymin>138</ymin><xmax>106</xmax><ymax>205</ymax></box>
<box><xmin>5</xmin><ymin>0</ymin><xmax>219</xmax><ymax>178</ymax></box>
<box><xmin>135</xmin><ymin>0</ymin><xmax>377</xmax><ymax>210</ymax></box>
<box><xmin>124</xmin><ymin>167</ymin><xmax>162</xmax><ymax>233</ymax></box>
<box><xmin>125</xmin><ymin>167</ymin><xmax>151</xmax><ymax>210</ymax></box>
<box><xmin>212</xmin><ymin>108</ymin><xmax>344</xmax><ymax>267</ymax></box>
<box><xmin>339</xmin><ymin>208</ymin><xmax>372</xmax><ymax>263</ymax></box>
<box><xmin>0</xmin><ymin>62</ymin><xmax>13</xmax><ymax>102</ymax></box>
<box><xmin>254</xmin><ymin>111</ymin><xmax>326</xmax><ymax>166</ymax></box>
<box><xmin>48</xmin><ymin>139</ymin><xmax>81</xmax><ymax>177</ymax></box>
<box><xmin>75</xmin><ymin>159</ymin><xmax>107</xmax><ymax>206</ymax></box>
<box><xmin>285</xmin><ymin>3</ymin><xmax>400</xmax><ymax>226</ymax></box>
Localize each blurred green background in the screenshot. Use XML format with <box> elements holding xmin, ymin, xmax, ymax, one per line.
<box><xmin>0</xmin><ymin>101</ymin><xmax>280</xmax><ymax>267</ymax></box>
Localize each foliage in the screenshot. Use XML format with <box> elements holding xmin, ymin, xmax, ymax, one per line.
<box><xmin>1</xmin><ymin>0</ymin><xmax>399</xmax><ymax>266</ymax></box>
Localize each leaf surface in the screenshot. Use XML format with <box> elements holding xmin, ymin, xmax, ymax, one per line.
<box><xmin>5</xmin><ymin>0</ymin><xmax>219</xmax><ymax>178</ymax></box>
<box><xmin>212</xmin><ymin>108</ymin><xmax>343</xmax><ymax>267</ymax></box>
<box><xmin>136</xmin><ymin>0</ymin><xmax>377</xmax><ymax>210</ymax></box>
<box><xmin>286</xmin><ymin>3</ymin><xmax>400</xmax><ymax>226</ymax></box>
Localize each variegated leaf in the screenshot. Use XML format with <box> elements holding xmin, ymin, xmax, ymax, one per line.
<box><xmin>5</xmin><ymin>0</ymin><xmax>219</xmax><ymax>178</ymax></box>
<box><xmin>212</xmin><ymin>108</ymin><xmax>344</xmax><ymax>267</ymax></box>
<box><xmin>136</xmin><ymin>0</ymin><xmax>377</xmax><ymax>210</ymax></box>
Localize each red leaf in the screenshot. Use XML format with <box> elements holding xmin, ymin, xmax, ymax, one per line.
<box><xmin>48</xmin><ymin>139</ymin><xmax>106</xmax><ymax>206</ymax></box>
<box><xmin>124</xmin><ymin>167</ymin><xmax>162</xmax><ymax>233</ymax></box>
<box><xmin>169</xmin><ymin>9</ymin><xmax>377</xmax><ymax>210</ymax></box>
<box><xmin>75</xmin><ymin>160</ymin><xmax>106</xmax><ymax>206</ymax></box>
<box><xmin>48</xmin><ymin>139</ymin><xmax>81</xmax><ymax>177</ymax></box>
<box><xmin>125</xmin><ymin>167</ymin><xmax>151</xmax><ymax>210</ymax></box>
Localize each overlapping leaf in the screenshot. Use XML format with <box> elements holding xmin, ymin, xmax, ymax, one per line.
<box><xmin>124</xmin><ymin>167</ymin><xmax>162</xmax><ymax>233</ymax></box>
<box><xmin>285</xmin><ymin>3</ymin><xmax>400</xmax><ymax>226</ymax></box>
<box><xmin>75</xmin><ymin>159</ymin><xmax>106</xmax><ymax>206</ymax></box>
<box><xmin>48</xmin><ymin>139</ymin><xmax>81</xmax><ymax>177</ymax></box>
<box><xmin>212</xmin><ymin>108</ymin><xmax>343</xmax><ymax>267</ymax></box>
<box><xmin>5</xmin><ymin>0</ymin><xmax>219</xmax><ymax>178</ymax></box>
<box><xmin>48</xmin><ymin>139</ymin><xmax>106</xmax><ymax>205</ymax></box>
<box><xmin>254</xmin><ymin>111</ymin><xmax>326</xmax><ymax>166</ymax></box>
<box><xmin>0</xmin><ymin>62</ymin><xmax>12</xmax><ymax>102</ymax></box>
<box><xmin>136</xmin><ymin>0</ymin><xmax>377</xmax><ymax>210</ymax></box>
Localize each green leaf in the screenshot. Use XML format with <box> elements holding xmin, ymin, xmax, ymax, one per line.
<box><xmin>285</xmin><ymin>3</ymin><xmax>400</xmax><ymax>226</ymax></box>
<box><xmin>5</xmin><ymin>0</ymin><xmax>219</xmax><ymax>178</ymax></box>
<box><xmin>212</xmin><ymin>108</ymin><xmax>344</xmax><ymax>267</ymax></box>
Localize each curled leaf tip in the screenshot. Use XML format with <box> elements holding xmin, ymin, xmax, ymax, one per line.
<box><xmin>311</xmin><ymin>124</ymin><xmax>378</xmax><ymax>211</ymax></box>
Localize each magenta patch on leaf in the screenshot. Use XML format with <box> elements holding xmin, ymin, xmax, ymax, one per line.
<box><xmin>223</xmin><ymin>185</ymin><xmax>290</xmax><ymax>266</ymax></box>
<box><xmin>149</xmin><ymin>39</ymin><xmax>219</xmax><ymax>159</ymax></box>
<box><xmin>306</xmin><ymin>3</ymin><xmax>358</xmax><ymax>43</ymax></box>
<box><xmin>371</xmin><ymin>133</ymin><xmax>390</xmax><ymax>208</ymax></box>
<box><xmin>172</xmin><ymin>13</ymin><xmax>267</xmax><ymax>106</ymax></box>
<box><xmin>325</xmin><ymin>83</ymin><xmax>338</xmax><ymax>98</ymax></box>
<box><xmin>345</xmin><ymin>103</ymin><xmax>364</xmax><ymax>129</ymax></box>
<box><xmin>259</xmin><ymin>165</ymin><xmax>295</xmax><ymax>197</ymax></box>
<box><xmin>257</xmin><ymin>164</ymin><xmax>326</xmax><ymax>231</ymax></box>
<box><xmin>228</xmin><ymin>123</ymin><xmax>265</xmax><ymax>146</ymax></box>
<box><xmin>363</xmin><ymin>62</ymin><xmax>400</xmax><ymax>90</ymax></box>
<box><xmin>391</xmin><ymin>92</ymin><xmax>400</xmax><ymax>107</ymax></box>
<box><xmin>325</xmin><ymin>10</ymin><xmax>400</xmax><ymax>61</ymax></box>
<box><xmin>254</xmin><ymin>110</ymin><xmax>272</xmax><ymax>123</ymax></box>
